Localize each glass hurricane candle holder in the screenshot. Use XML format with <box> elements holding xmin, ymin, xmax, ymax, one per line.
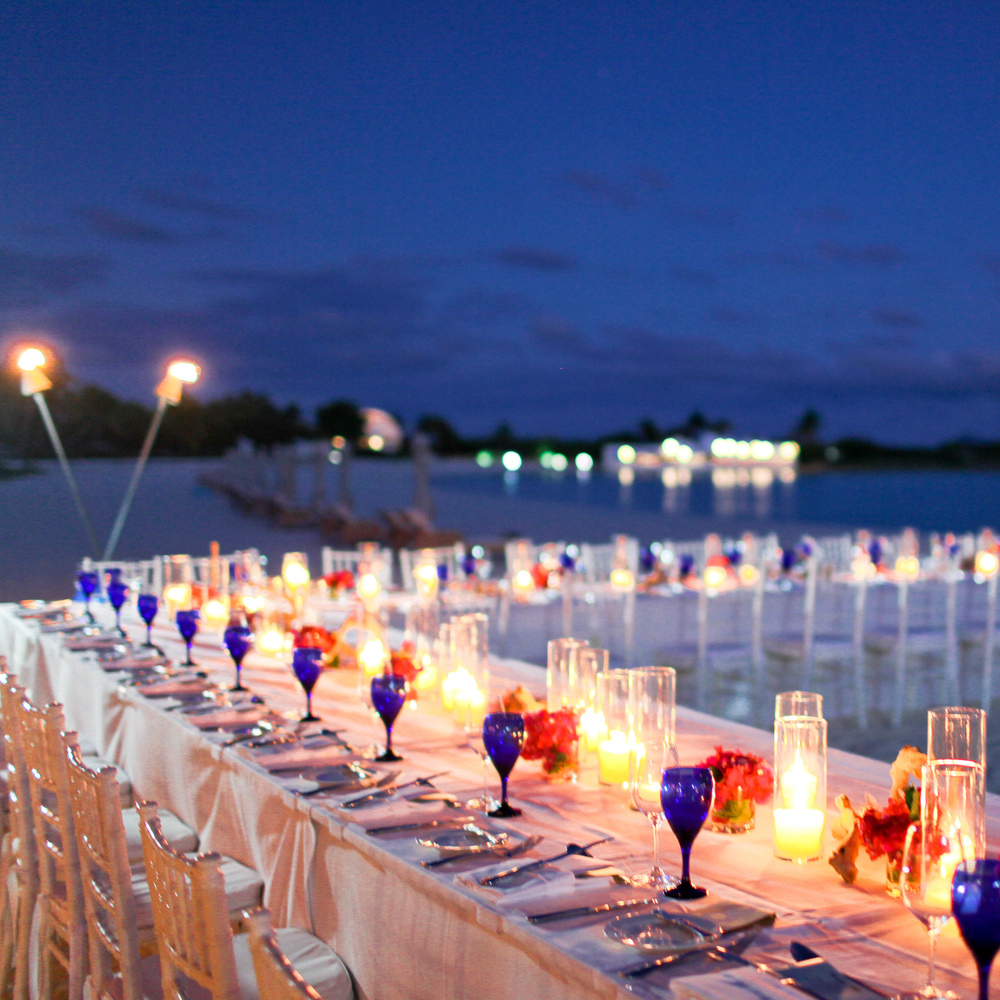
<box><xmin>571</xmin><ymin>646</ymin><xmax>608</xmax><ymax>714</ymax></box>
<box><xmin>546</xmin><ymin>637</ymin><xmax>589</xmax><ymax>711</ymax></box>
<box><xmin>927</xmin><ymin>706</ymin><xmax>986</xmax><ymax>768</ymax></box>
<box><xmin>772</xmin><ymin>715</ymin><xmax>827</xmax><ymax>863</ymax></box>
<box><xmin>449</xmin><ymin>616</ymin><xmax>488</xmax><ymax>729</ymax></box>
<box><xmin>596</xmin><ymin>668</ymin><xmax>631</xmax><ymax>786</ymax></box>
<box><xmin>775</xmin><ymin>690</ymin><xmax>823</xmax><ymax>720</ymax></box>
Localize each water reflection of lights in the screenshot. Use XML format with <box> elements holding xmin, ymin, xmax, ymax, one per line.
<box><xmin>618</xmin><ymin>467</ymin><xmax>635</xmax><ymax>486</ymax></box>
<box><xmin>661</xmin><ymin>467</ymin><xmax>692</xmax><ymax>488</ymax></box>
<box><xmin>751</xmin><ymin>467</ymin><xmax>774</xmax><ymax>488</ymax></box>
<box><xmin>778</xmin><ymin>467</ymin><xmax>796</xmax><ymax>484</ymax></box>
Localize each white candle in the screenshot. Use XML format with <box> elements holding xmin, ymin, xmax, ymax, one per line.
<box><xmin>780</xmin><ymin>750</ymin><xmax>818</xmax><ymax>809</ymax></box>
<box><xmin>773</xmin><ymin>807</ymin><xmax>825</xmax><ymax>861</ymax></box>
<box><xmin>598</xmin><ymin>731</ymin><xmax>631</xmax><ymax>785</ymax></box>
<box><xmin>579</xmin><ymin>708</ymin><xmax>606</xmax><ymax>752</ymax></box>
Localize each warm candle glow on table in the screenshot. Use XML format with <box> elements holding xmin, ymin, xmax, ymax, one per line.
<box><xmin>598</xmin><ymin>730</ymin><xmax>632</xmax><ymax>785</ymax></box>
<box><xmin>773</xmin><ymin>749</ymin><xmax>824</xmax><ymax>861</ymax></box>
<box><xmin>359</xmin><ymin>638</ymin><xmax>387</xmax><ymax>676</ymax></box>
<box><xmin>257</xmin><ymin>626</ymin><xmax>288</xmax><ymax>656</ymax></box>
<box><xmin>579</xmin><ymin>707</ymin><xmax>606</xmax><ymax>751</ymax></box>
<box><xmin>201</xmin><ymin>598</ymin><xmax>228</xmax><ymax>629</ymax></box>
<box><xmin>164</xmin><ymin>582</ymin><xmax>191</xmax><ymax>618</ymax></box>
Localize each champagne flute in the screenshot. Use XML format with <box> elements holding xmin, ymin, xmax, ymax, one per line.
<box><xmin>628</xmin><ymin>666</ymin><xmax>679</xmax><ymax>890</ymax></box>
<box><xmin>900</xmin><ymin>822</ymin><xmax>958</xmax><ymax>999</ymax></box>
<box><xmin>660</xmin><ymin>766</ymin><xmax>714</xmax><ymax>899</ymax></box>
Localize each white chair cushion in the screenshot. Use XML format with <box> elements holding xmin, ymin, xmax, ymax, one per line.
<box><xmin>130</xmin><ymin>855</ymin><xmax>264</xmax><ymax>930</ymax></box>
<box><xmin>122</xmin><ymin>806</ymin><xmax>198</xmax><ymax>864</ymax></box>
<box><xmin>233</xmin><ymin>927</ymin><xmax>354</xmax><ymax>1000</ymax></box>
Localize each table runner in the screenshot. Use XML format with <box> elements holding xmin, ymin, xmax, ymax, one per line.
<box><xmin>1</xmin><ymin>602</ymin><xmax>995</xmax><ymax>999</ymax></box>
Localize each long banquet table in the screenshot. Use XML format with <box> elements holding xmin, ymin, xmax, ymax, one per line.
<box><xmin>1</xmin><ymin>601</ymin><xmax>997</xmax><ymax>1000</ymax></box>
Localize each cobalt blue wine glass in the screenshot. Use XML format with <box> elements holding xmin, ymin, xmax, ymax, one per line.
<box><xmin>78</xmin><ymin>571</ymin><xmax>98</xmax><ymax>623</ymax></box>
<box><xmin>106</xmin><ymin>577</ymin><xmax>129</xmax><ymax>637</ymax></box>
<box><xmin>223</xmin><ymin>624</ymin><xmax>253</xmax><ymax>692</ymax></box>
<box><xmin>661</xmin><ymin>766</ymin><xmax>715</xmax><ymax>900</ymax></box>
<box><xmin>952</xmin><ymin>859</ymin><xmax>1000</xmax><ymax>1000</ymax></box>
<box><xmin>175</xmin><ymin>609</ymin><xmax>200</xmax><ymax>666</ymax></box>
<box><xmin>370</xmin><ymin>673</ymin><xmax>407</xmax><ymax>762</ymax></box>
<box><xmin>137</xmin><ymin>593</ymin><xmax>159</xmax><ymax>647</ymax></box>
<box><xmin>292</xmin><ymin>646</ymin><xmax>323</xmax><ymax>722</ymax></box>
<box><xmin>482</xmin><ymin>712</ymin><xmax>525</xmax><ymax>818</ymax></box>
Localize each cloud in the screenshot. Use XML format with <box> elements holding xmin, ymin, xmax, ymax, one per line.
<box><xmin>802</xmin><ymin>205</ymin><xmax>849</xmax><ymax>225</ymax></box>
<box><xmin>819</xmin><ymin>242</ymin><xmax>905</xmax><ymax>266</ymax></box>
<box><xmin>0</xmin><ymin>247</ymin><xmax>108</xmax><ymax>308</ymax></box>
<box><xmin>493</xmin><ymin>246</ymin><xmax>577</xmax><ymax>272</ymax></box>
<box><xmin>75</xmin><ymin>208</ymin><xmax>183</xmax><ymax>244</ymax></box>
<box><xmin>871</xmin><ymin>308</ymin><xmax>924</xmax><ymax>331</ymax></box>
<box><xmin>669</xmin><ymin>266</ymin><xmax>716</xmax><ymax>288</ymax></box>
<box><xmin>441</xmin><ymin>288</ymin><xmax>528</xmax><ymax>326</ymax></box>
<box><xmin>665</xmin><ymin>204</ymin><xmax>738</xmax><ymax>229</ymax></box>
<box><xmin>711</xmin><ymin>307</ymin><xmax>761</xmax><ymax>327</ymax></box>
<box><xmin>530</xmin><ymin>314</ymin><xmax>589</xmax><ymax>352</ymax></box>
<box><xmin>560</xmin><ymin>170</ymin><xmax>636</xmax><ymax>210</ymax></box>
<box><xmin>634</xmin><ymin>168</ymin><xmax>671</xmax><ymax>192</ymax></box>
<box><xmin>136</xmin><ymin>187</ymin><xmax>260</xmax><ymax>223</ymax></box>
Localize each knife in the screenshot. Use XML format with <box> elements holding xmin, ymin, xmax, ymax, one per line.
<box><xmin>780</xmin><ymin>943</ymin><xmax>889</xmax><ymax>999</ymax></box>
<box><xmin>527</xmin><ymin>897</ymin><xmax>660</xmax><ymax>924</ymax></box>
<box><xmin>366</xmin><ymin>815</ymin><xmax>476</xmax><ymax>836</ymax></box>
<box><xmin>341</xmin><ymin>771</ymin><xmax>448</xmax><ymax>809</ymax></box>
<box><xmin>481</xmin><ymin>837</ymin><xmax>613</xmax><ymax>886</ymax></box>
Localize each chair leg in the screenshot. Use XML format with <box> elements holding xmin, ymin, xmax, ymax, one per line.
<box><xmin>68</xmin><ymin>922</ymin><xmax>87</xmax><ymax>1000</ymax></box>
<box><xmin>12</xmin><ymin>878</ymin><xmax>35</xmax><ymax>1000</ymax></box>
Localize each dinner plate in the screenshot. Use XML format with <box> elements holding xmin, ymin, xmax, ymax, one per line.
<box><xmin>604</xmin><ymin>911</ymin><xmax>707</xmax><ymax>952</ymax></box>
<box><xmin>416</xmin><ymin>824</ymin><xmax>509</xmax><ymax>852</ymax></box>
<box><xmin>295</xmin><ymin>763</ymin><xmax>377</xmax><ymax>787</ymax></box>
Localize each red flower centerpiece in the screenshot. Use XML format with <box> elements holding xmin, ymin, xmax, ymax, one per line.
<box><xmin>293</xmin><ymin>625</ymin><xmax>340</xmax><ymax>668</ymax></box>
<box><xmin>388</xmin><ymin>641</ymin><xmax>424</xmax><ymax>701</ymax></box>
<box><xmin>696</xmin><ymin>746</ymin><xmax>773</xmax><ymax>833</ymax></box>
<box><xmin>521</xmin><ymin>707</ymin><xmax>580</xmax><ymax>781</ymax></box>
<box><xmin>323</xmin><ymin>569</ymin><xmax>355</xmax><ymax>598</ymax></box>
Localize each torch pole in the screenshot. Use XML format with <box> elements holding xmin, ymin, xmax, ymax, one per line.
<box><xmin>103</xmin><ymin>396</ymin><xmax>168</xmax><ymax>561</ymax></box>
<box><xmin>32</xmin><ymin>392</ymin><xmax>100</xmax><ymax>558</ymax></box>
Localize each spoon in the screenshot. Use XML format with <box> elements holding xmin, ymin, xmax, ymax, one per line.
<box><xmin>481</xmin><ymin>837</ymin><xmax>613</xmax><ymax>886</ymax></box>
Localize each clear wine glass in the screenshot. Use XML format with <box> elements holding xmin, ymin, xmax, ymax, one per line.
<box><xmin>370</xmin><ymin>673</ymin><xmax>407</xmax><ymax>762</ymax></box>
<box><xmin>465</xmin><ymin>723</ymin><xmax>500</xmax><ymax>812</ymax></box>
<box><xmin>137</xmin><ymin>593</ymin><xmax>159</xmax><ymax>648</ymax></box>
<box><xmin>660</xmin><ymin>766</ymin><xmax>714</xmax><ymax>899</ymax></box>
<box><xmin>952</xmin><ymin>859</ymin><xmax>1000</xmax><ymax>1000</ymax></box>
<box><xmin>78</xmin><ymin>570</ymin><xmax>98</xmax><ymax>623</ymax></box>
<box><xmin>482</xmin><ymin>712</ymin><xmax>524</xmax><ymax>818</ymax></box>
<box><xmin>900</xmin><ymin>823</ymin><xmax>958</xmax><ymax>999</ymax></box>
<box><xmin>628</xmin><ymin>666</ymin><xmax>679</xmax><ymax>890</ymax></box>
<box><xmin>292</xmin><ymin>646</ymin><xmax>323</xmax><ymax>722</ymax></box>
<box><xmin>106</xmin><ymin>577</ymin><xmax>129</xmax><ymax>637</ymax></box>
<box><xmin>223</xmin><ymin>624</ymin><xmax>254</xmax><ymax>692</ymax></box>
<box><xmin>175</xmin><ymin>609</ymin><xmax>199</xmax><ymax>666</ymax></box>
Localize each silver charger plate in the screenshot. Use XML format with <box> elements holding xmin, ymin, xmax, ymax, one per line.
<box><xmin>604</xmin><ymin>911</ymin><xmax>707</xmax><ymax>952</ymax></box>
<box><xmin>296</xmin><ymin>763</ymin><xmax>377</xmax><ymax>786</ymax></box>
<box><xmin>416</xmin><ymin>824</ymin><xmax>509</xmax><ymax>852</ymax></box>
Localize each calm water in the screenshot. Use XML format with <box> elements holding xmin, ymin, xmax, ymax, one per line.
<box><xmin>437</xmin><ymin>466</ymin><xmax>1000</xmax><ymax>535</ymax></box>
<box><xmin>3</xmin><ymin>458</ymin><xmax>1000</xmax><ymax>600</ymax></box>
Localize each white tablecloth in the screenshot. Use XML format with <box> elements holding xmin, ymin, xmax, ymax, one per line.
<box><xmin>1</xmin><ymin>602</ymin><xmax>995</xmax><ymax>999</ymax></box>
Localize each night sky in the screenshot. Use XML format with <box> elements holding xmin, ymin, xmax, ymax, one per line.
<box><xmin>3</xmin><ymin>2</ymin><xmax>1000</xmax><ymax>444</ymax></box>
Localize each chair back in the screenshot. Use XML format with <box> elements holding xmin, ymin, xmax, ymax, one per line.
<box><xmin>0</xmin><ymin>673</ymin><xmax>37</xmax><ymax>878</ymax></box>
<box><xmin>18</xmin><ymin>698</ymin><xmax>85</xmax><ymax>934</ymax></box>
<box><xmin>65</xmin><ymin>739</ymin><xmax>143</xmax><ymax>1000</ymax></box>
<box><xmin>246</xmin><ymin>908</ymin><xmax>322</xmax><ymax>1000</ymax></box>
<box><xmin>398</xmin><ymin>544</ymin><xmax>464</xmax><ymax>591</ymax></box>
<box><xmin>321</xmin><ymin>546</ymin><xmax>393</xmax><ymax>587</ymax></box>
<box><xmin>138</xmin><ymin>801</ymin><xmax>239</xmax><ymax>1000</ymax></box>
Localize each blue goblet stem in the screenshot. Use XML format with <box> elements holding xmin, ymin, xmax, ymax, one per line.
<box><xmin>146</xmin><ymin>623</ymin><xmax>153</xmax><ymax>646</ymax></box>
<box><xmin>680</xmin><ymin>844</ymin><xmax>692</xmax><ymax>887</ymax></box>
<box><xmin>185</xmin><ymin>641</ymin><xmax>194</xmax><ymax>666</ymax></box>
<box><xmin>499</xmin><ymin>773</ymin><xmax>510</xmax><ymax>809</ymax></box>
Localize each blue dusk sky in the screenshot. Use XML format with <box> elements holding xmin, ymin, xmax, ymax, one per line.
<box><xmin>2</xmin><ymin>1</ymin><xmax>1000</xmax><ymax>444</ymax></box>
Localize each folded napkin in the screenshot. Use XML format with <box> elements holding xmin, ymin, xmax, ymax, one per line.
<box><xmin>134</xmin><ymin>678</ymin><xmax>209</xmax><ymax>697</ymax></box>
<box><xmin>661</xmin><ymin>900</ymin><xmax>776</xmax><ymax>937</ymax></box>
<box><xmin>252</xmin><ymin>735</ymin><xmax>345</xmax><ymax>770</ymax></box>
<box><xmin>185</xmin><ymin>707</ymin><xmax>262</xmax><ymax>730</ymax></box>
<box><xmin>671</xmin><ymin>966</ymin><xmax>803</xmax><ymax>1000</ymax></box>
<box><xmin>105</xmin><ymin>655</ymin><xmax>169</xmax><ymax>672</ymax></box>
<box><xmin>65</xmin><ymin>636</ymin><xmax>127</xmax><ymax>650</ymax></box>
<box><xmin>456</xmin><ymin>852</ymin><xmax>598</xmax><ymax>906</ymax></box>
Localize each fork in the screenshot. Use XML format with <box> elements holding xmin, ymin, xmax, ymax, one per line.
<box><xmin>422</xmin><ymin>833</ymin><xmax>542</xmax><ymax>868</ymax></box>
